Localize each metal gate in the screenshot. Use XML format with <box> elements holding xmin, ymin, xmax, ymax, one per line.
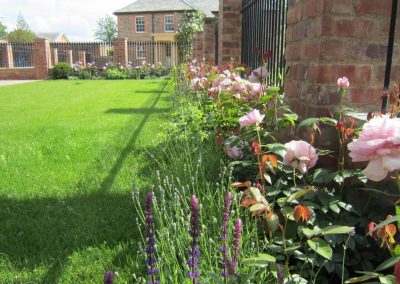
<box><xmin>241</xmin><ymin>0</ymin><xmax>288</xmax><ymax>85</ymax></box>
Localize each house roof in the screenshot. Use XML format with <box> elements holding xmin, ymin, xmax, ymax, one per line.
<box><xmin>36</xmin><ymin>32</ymin><xmax>68</xmax><ymax>42</ymax></box>
<box><xmin>114</xmin><ymin>0</ymin><xmax>218</xmax><ymax>18</ymax></box>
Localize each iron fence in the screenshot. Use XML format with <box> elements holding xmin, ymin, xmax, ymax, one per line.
<box><xmin>50</xmin><ymin>42</ymin><xmax>114</xmax><ymax>69</ymax></box>
<box><xmin>0</xmin><ymin>42</ymin><xmax>33</xmax><ymax>68</ymax></box>
<box><xmin>242</xmin><ymin>0</ymin><xmax>288</xmax><ymax>85</ymax></box>
<box><xmin>0</xmin><ymin>41</ymin><xmax>191</xmax><ymax>70</ymax></box>
<box><xmin>127</xmin><ymin>41</ymin><xmax>191</xmax><ymax>68</ymax></box>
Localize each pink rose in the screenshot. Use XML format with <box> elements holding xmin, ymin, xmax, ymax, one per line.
<box><xmin>347</xmin><ymin>115</ymin><xmax>400</xmax><ymax>181</ymax></box>
<box><xmin>253</xmin><ymin>66</ymin><xmax>269</xmax><ymax>78</ymax></box>
<box><xmin>219</xmin><ymin>78</ymin><xmax>232</xmax><ymax>91</ymax></box>
<box><xmin>248</xmin><ymin>73</ymin><xmax>259</xmax><ymax>83</ymax></box>
<box><xmin>224</xmin><ymin>137</ymin><xmax>244</xmax><ymax>159</ymax></box>
<box><xmin>231</xmin><ymin>81</ymin><xmax>247</xmax><ymax>95</ymax></box>
<box><xmin>239</xmin><ymin>109</ymin><xmax>265</xmax><ymax>127</ymax></box>
<box><xmin>190</xmin><ymin>78</ymin><xmax>205</xmax><ymax>91</ymax></box>
<box><xmin>337</xmin><ymin>76</ymin><xmax>350</xmax><ymax>89</ymax></box>
<box><xmin>248</xmin><ymin>83</ymin><xmax>263</xmax><ymax>97</ymax></box>
<box><xmin>283</xmin><ymin>140</ymin><xmax>318</xmax><ymax>174</ymax></box>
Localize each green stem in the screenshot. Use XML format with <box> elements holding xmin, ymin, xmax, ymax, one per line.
<box><xmin>293</xmin><ymin>167</ymin><xmax>297</xmax><ymax>188</ymax></box>
<box><xmin>256</xmin><ymin>125</ymin><xmax>264</xmax><ymax>190</ymax></box>
<box><xmin>341</xmin><ymin>235</ymin><xmax>351</xmax><ymax>284</ymax></box>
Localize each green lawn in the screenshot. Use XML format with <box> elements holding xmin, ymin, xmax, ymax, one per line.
<box><xmin>0</xmin><ymin>80</ymin><xmax>170</xmax><ymax>283</ymax></box>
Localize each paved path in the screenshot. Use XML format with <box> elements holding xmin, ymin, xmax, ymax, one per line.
<box><xmin>0</xmin><ymin>80</ymin><xmax>40</xmax><ymax>87</ymax></box>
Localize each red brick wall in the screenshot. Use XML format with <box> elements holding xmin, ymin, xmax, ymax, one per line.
<box><xmin>218</xmin><ymin>0</ymin><xmax>242</xmax><ymax>64</ymax></box>
<box><xmin>0</xmin><ymin>68</ymin><xmax>36</xmax><ymax>80</ymax></box>
<box><xmin>285</xmin><ymin>0</ymin><xmax>400</xmax><ymax>117</ymax></box>
<box><xmin>203</xmin><ymin>18</ymin><xmax>217</xmax><ymax>64</ymax></box>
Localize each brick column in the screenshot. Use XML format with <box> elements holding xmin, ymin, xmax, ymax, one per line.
<box><xmin>33</xmin><ymin>38</ymin><xmax>51</xmax><ymax>79</ymax></box>
<box><xmin>218</xmin><ymin>0</ymin><xmax>242</xmax><ymax>64</ymax></box>
<box><xmin>4</xmin><ymin>44</ymin><xmax>14</xmax><ymax>68</ymax></box>
<box><xmin>203</xmin><ymin>18</ymin><xmax>217</xmax><ymax>64</ymax></box>
<box><xmin>285</xmin><ymin>0</ymin><xmax>400</xmax><ymax>118</ymax></box>
<box><xmin>114</xmin><ymin>37</ymin><xmax>128</xmax><ymax>67</ymax></box>
<box><xmin>53</xmin><ymin>48</ymin><xmax>58</xmax><ymax>65</ymax></box>
<box><xmin>67</xmin><ymin>50</ymin><xmax>73</xmax><ymax>66</ymax></box>
<box><xmin>193</xmin><ymin>31</ymin><xmax>204</xmax><ymax>60</ymax></box>
<box><xmin>78</xmin><ymin>51</ymin><xmax>86</xmax><ymax>67</ymax></box>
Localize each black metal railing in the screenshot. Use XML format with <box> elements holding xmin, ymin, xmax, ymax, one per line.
<box><xmin>50</xmin><ymin>42</ymin><xmax>114</xmax><ymax>69</ymax></box>
<box><xmin>0</xmin><ymin>42</ymin><xmax>33</xmax><ymax>68</ymax></box>
<box><xmin>242</xmin><ymin>0</ymin><xmax>288</xmax><ymax>85</ymax></box>
<box><xmin>127</xmin><ymin>41</ymin><xmax>191</xmax><ymax>68</ymax></box>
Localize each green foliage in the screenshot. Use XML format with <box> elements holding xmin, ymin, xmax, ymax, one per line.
<box><xmin>7</xmin><ymin>29</ymin><xmax>36</xmax><ymax>42</ymax></box>
<box><xmin>94</xmin><ymin>15</ymin><xmax>117</xmax><ymax>42</ymax></box>
<box><xmin>7</xmin><ymin>12</ymin><xmax>35</xmax><ymax>42</ymax></box>
<box><xmin>177</xmin><ymin>11</ymin><xmax>204</xmax><ymax>61</ymax></box>
<box><xmin>0</xmin><ymin>21</ymin><xmax>7</xmax><ymax>37</ymax></box>
<box><xmin>50</xmin><ymin>62</ymin><xmax>73</xmax><ymax>79</ymax></box>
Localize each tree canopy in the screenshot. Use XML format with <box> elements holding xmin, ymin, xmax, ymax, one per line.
<box><xmin>0</xmin><ymin>21</ymin><xmax>7</xmax><ymax>38</ymax></box>
<box><xmin>94</xmin><ymin>15</ymin><xmax>117</xmax><ymax>42</ymax></box>
<box><xmin>7</xmin><ymin>12</ymin><xmax>36</xmax><ymax>42</ymax></box>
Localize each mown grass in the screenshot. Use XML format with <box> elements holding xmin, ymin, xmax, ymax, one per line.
<box><xmin>0</xmin><ymin>80</ymin><xmax>170</xmax><ymax>283</ymax></box>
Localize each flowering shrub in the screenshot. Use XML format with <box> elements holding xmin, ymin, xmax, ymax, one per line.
<box><xmin>128</xmin><ymin>59</ymin><xmax>400</xmax><ymax>283</ymax></box>
<box><xmin>50</xmin><ymin>61</ymin><xmax>169</xmax><ymax>80</ymax></box>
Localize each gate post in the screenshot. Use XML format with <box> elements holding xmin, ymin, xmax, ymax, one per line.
<box><xmin>218</xmin><ymin>0</ymin><xmax>242</xmax><ymax>64</ymax></box>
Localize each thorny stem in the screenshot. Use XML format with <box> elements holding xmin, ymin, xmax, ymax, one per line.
<box><xmin>280</xmin><ymin>218</ymin><xmax>291</xmax><ymax>278</ymax></box>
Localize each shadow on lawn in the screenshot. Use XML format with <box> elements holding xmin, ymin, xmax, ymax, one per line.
<box><xmin>0</xmin><ymin>83</ymin><xmax>169</xmax><ymax>283</ymax></box>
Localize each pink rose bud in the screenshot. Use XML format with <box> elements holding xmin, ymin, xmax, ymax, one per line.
<box><xmin>337</xmin><ymin>77</ymin><xmax>350</xmax><ymax>89</ymax></box>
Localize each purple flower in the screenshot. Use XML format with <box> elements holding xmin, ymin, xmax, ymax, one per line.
<box><xmin>104</xmin><ymin>270</ymin><xmax>114</xmax><ymax>284</ymax></box>
<box><xmin>220</xmin><ymin>192</ymin><xmax>232</xmax><ymax>279</ymax></box>
<box><xmin>227</xmin><ymin>219</ymin><xmax>242</xmax><ymax>277</ymax></box>
<box><xmin>187</xmin><ymin>195</ymin><xmax>201</xmax><ymax>283</ymax></box>
<box><xmin>145</xmin><ymin>192</ymin><xmax>158</xmax><ymax>283</ymax></box>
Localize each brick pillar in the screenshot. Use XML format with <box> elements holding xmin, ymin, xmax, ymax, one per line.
<box><xmin>53</xmin><ymin>48</ymin><xmax>58</xmax><ymax>65</ymax></box>
<box><xmin>114</xmin><ymin>37</ymin><xmax>128</xmax><ymax>67</ymax></box>
<box><xmin>218</xmin><ymin>0</ymin><xmax>242</xmax><ymax>64</ymax></box>
<box><xmin>193</xmin><ymin>31</ymin><xmax>204</xmax><ymax>60</ymax></box>
<box><xmin>4</xmin><ymin>44</ymin><xmax>14</xmax><ymax>68</ymax></box>
<box><xmin>203</xmin><ymin>18</ymin><xmax>217</xmax><ymax>64</ymax></box>
<box><xmin>67</xmin><ymin>50</ymin><xmax>73</xmax><ymax>66</ymax></box>
<box><xmin>33</xmin><ymin>38</ymin><xmax>51</xmax><ymax>79</ymax></box>
<box><xmin>285</xmin><ymin>0</ymin><xmax>400</xmax><ymax>118</ymax></box>
<box><xmin>78</xmin><ymin>51</ymin><xmax>86</xmax><ymax>67</ymax></box>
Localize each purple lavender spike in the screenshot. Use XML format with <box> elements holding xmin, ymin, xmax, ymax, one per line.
<box><xmin>187</xmin><ymin>195</ymin><xmax>201</xmax><ymax>284</ymax></box>
<box><xmin>145</xmin><ymin>192</ymin><xmax>158</xmax><ymax>284</ymax></box>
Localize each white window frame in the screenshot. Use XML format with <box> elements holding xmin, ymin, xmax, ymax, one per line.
<box><xmin>136</xmin><ymin>45</ymin><xmax>145</xmax><ymax>59</ymax></box>
<box><xmin>164</xmin><ymin>15</ymin><xmax>175</xmax><ymax>32</ymax></box>
<box><xmin>136</xmin><ymin>16</ymin><xmax>145</xmax><ymax>33</ymax></box>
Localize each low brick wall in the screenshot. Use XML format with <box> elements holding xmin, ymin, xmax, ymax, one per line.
<box><xmin>0</xmin><ymin>68</ymin><xmax>37</xmax><ymax>80</ymax></box>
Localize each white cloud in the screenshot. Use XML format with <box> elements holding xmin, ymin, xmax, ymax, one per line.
<box><xmin>0</xmin><ymin>0</ymin><xmax>131</xmax><ymax>40</ymax></box>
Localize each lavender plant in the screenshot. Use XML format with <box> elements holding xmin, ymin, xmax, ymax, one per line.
<box><xmin>145</xmin><ymin>192</ymin><xmax>159</xmax><ymax>284</ymax></box>
<box><xmin>220</xmin><ymin>192</ymin><xmax>232</xmax><ymax>281</ymax></box>
<box><xmin>187</xmin><ymin>195</ymin><xmax>201</xmax><ymax>283</ymax></box>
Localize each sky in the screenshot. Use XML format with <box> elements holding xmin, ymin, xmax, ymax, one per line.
<box><xmin>0</xmin><ymin>0</ymin><xmax>132</xmax><ymax>41</ymax></box>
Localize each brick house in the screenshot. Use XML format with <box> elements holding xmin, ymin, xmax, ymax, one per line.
<box><xmin>114</xmin><ymin>0</ymin><xmax>218</xmax><ymax>42</ymax></box>
<box><xmin>114</xmin><ymin>0</ymin><xmax>218</xmax><ymax>65</ymax></box>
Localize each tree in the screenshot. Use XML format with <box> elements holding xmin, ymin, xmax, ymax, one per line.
<box><xmin>16</xmin><ymin>12</ymin><xmax>30</xmax><ymax>30</ymax></box>
<box><xmin>7</xmin><ymin>12</ymin><xmax>36</xmax><ymax>42</ymax></box>
<box><xmin>94</xmin><ymin>15</ymin><xmax>117</xmax><ymax>42</ymax></box>
<box><xmin>176</xmin><ymin>11</ymin><xmax>205</xmax><ymax>61</ymax></box>
<box><xmin>0</xmin><ymin>21</ymin><xmax>7</xmax><ymax>37</ymax></box>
